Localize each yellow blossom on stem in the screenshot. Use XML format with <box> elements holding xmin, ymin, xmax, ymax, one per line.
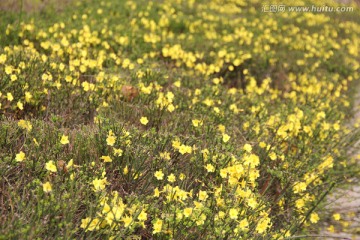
<box><xmin>122</xmin><ymin>215</ymin><xmax>133</xmax><ymax>228</ymax></box>
<box><xmin>310</xmin><ymin>212</ymin><xmax>320</xmax><ymax>223</ymax></box>
<box><xmin>167</xmin><ymin>173</ymin><xmax>176</xmax><ymax>183</ymax></box>
<box><xmin>243</xmin><ymin>143</ymin><xmax>252</xmax><ymax>152</ymax></box>
<box><xmin>80</xmin><ymin>218</ymin><xmax>100</xmax><ymax>231</ymax></box>
<box><xmin>154</xmin><ymin>170</ymin><xmax>164</xmax><ymax>180</ymax></box>
<box><xmin>43</xmin><ymin>181</ymin><xmax>52</xmax><ymax>193</ymax></box>
<box><xmin>183</xmin><ymin>208</ymin><xmax>193</xmax><ymax>217</ymax></box>
<box><xmin>106</xmin><ymin>130</ymin><xmax>116</xmax><ymax>146</ymax></box>
<box><xmin>100</xmin><ymin>155</ymin><xmax>112</xmax><ymax>162</ymax></box>
<box><xmin>92</xmin><ymin>177</ymin><xmax>107</xmax><ymax>191</ymax></box>
<box><xmin>222</xmin><ymin>133</ymin><xmax>230</xmax><ymax>143</ymax></box>
<box><xmin>60</xmin><ymin>134</ymin><xmax>69</xmax><ymax>145</ymax></box>
<box><xmin>333</xmin><ymin>213</ymin><xmax>341</xmax><ymax>221</ymax></box>
<box><xmin>140</xmin><ymin>116</ymin><xmax>149</xmax><ymax>125</ymax></box>
<box><xmin>45</xmin><ymin>160</ymin><xmax>57</xmax><ymax>172</ymax></box>
<box><xmin>229</xmin><ymin>208</ymin><xmax>239</xmax><ymax>220</ymax></box>
<box><xmin>152</xmin><ymin>219</ymin><xmax>163</xmax><ymax>234</ymax></box>
<box><xmin>15</xmin><ymin>151</ymin><xmax>26</xmax><ymax>162</ymax></box>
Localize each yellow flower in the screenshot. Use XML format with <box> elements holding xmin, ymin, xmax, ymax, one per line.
<box><xmin>259</xmin><ymin>142</ymin><xmax>266</xmax><ymax>148</ymax></box>
<box><xmin>140</xmin><ymin>116</ymin><xmax>149</xmax><ymax>125</ymax></box>
<box><xmin>218</xmin><ymin>124</ymin><xmax>225</xmax><ymax>133</ymax></box>
<box><xmin>123</xmin><ymin>166</ymin><xmax>129</xmax><ymax>174</ymax></box>
<box><xmin>192</xmin><ymin>119</ymin><xmax>203</xmax><ymax>127</ymax></box>
<box><xmin>293</xmin><ymin>182</ymin><xmax>307</xmax><ymax>194</ymax></box>
<box><xmin>269</xmin><ymin>152</ymin><xmax>277</xmax><ymax>161</ymax></box>
<box><xmin>256</xmin><ymin>217</ymin><xmax>271</xmax><ymax>233</ymax></box>
<box><xmin>159</xmin><ymin>151</ymin><xmax>171</xmax><ymax>160</ymax></box>
<box><xmin>333</xmin><ymin>213</ymin><xmax>341</xmax><ymax>221</ymax></box>
<box><xmin>0</xmin><ymin>53</ymin><xmax>7</xmax><ymax>64</ymax></box>
<box><xmin>7</xmin><ymin>92</ymin><xmax>13</xmax><ymax>102</ymax></box>
<box><xmin>198</xmin><ymin>190</ymin><xmax>208</xmax><ymax>201</ymax></box>
<box><xmin>18</xmin><ymin>120</ymin><xmax>32</xmax><ymax>132</ymax></box>
<box><xmin>295</xmin><ymin>199</ymin><xmax>305</xmax><ymax>209</ymax></box>
<box><xmin>310</xmin><ymin>212</ymin><xmax>320</xmax><ymax>223</ymax></box>
<box><xmin>167</xmin><ymin>104</ymin><xmax>175</xmax><ymax>112</ymax></box>
<box><xmin>172</xmin><ymin>139</ymin><xmax>181</xmax><ymax>149</ymax></box>
<box><xmin>25</xmin><ymin>91</ymin><xmax>32</xmax><ymax>102</ymax></box>
<box><xmin>67</xmin><ymin>159</ymin><xmax>74</xmax><ymax>169</ymax></box>
<box><xmin>43</xmin><ymin>181</ymin><xmax>52</xmax><ymax>193</ymax></box>
<box><xmin>183</xmin><ymin>208</ymin><xmax>193</xmax><ymax>218</ymax></box>
<box><xmin>247</xmin><ymin>198</ymin><xmax>257</xmax><ymax>209</ymax></box>
<box><xmin>33</xmin><ymin>138</ymin><xmax>39</xmax><ymax>147</ymax></box>
<box><xmin>179</xmin><ymin>173</ymin><xmax>186</xmax><ymax>180</ymax></box>
<box><xmin>239</xmin><ymin>218</ymin><xmax>249</xmax><ymax>230</ymax></box>
<box><xmin>138</xmin><ymin>210</ymin><xmax>147</xmax><ymax>221</ymax></box>
<box><xmin>10</xmin><ymin>74</ymin><xmax>17</xmax><ymax>81</ymax></box>
<box><xmin>80</xmin><ymin>218</ymin><xmax>100</xmax><ymax>231</ymax></box>
<box><xmin>45</xmin><ymin>160</ymin><xmax>57</xmax><ymax>172</ymax></box>
<box><xmin>229</xmin><ymin>208</ymin><xmax>239</xmax><ymax>220</ymax></box>
<box><xmin>15</xmin><ymin>151</ymin><xmax>26</xmax><ymax>162</ymax></box>
<box><xmin>217</xmin><ymin>211</ymin><xmax>225</xmax><ymax>219</ymax></box>
<box><xmin>243</xmin><ymin>143</ymin><xmax>252</xmax><ymax>152</ymax></box>
<box><xmin>154</xmin><ymin>187</ymin><xmax>160</xmax><ymax>197</ymax></box>
<box><xmin>167</xmin><ymin>173</ymin><xmax>176</xmax><ymax>183</ymax></box>
<box><xmin>205</xmin><ymin>164</ymin><xmax>215</xmax><ymax>172</ymax></box>
<box><xmin>100</xmin><ymin>155</ymin><xmax>112</xmax><ymax>162</ymax></box>
<box><xmin>179</xmin><ymin>144</ymin><xmax>192</xmax><ymax>155</ymax></box>
<box><xmin>5</xmin><ymin>65</ymin><xmax>12</xmax><ymax>74</ymax></box>
<box><xmin>152</xmin><ymin>219</ymin><xmax>163</xmax><ymax>234</ymax></box>
<box><xmin>114</xmin><ymin>148</ymin><xmax>123</xmax><ymax>156</ymax></box>
<box><xmin>60</xmin><ymin>135</ymin><xmax>69</xmax><ymax>145</ymax></box>
<box><xmin>222</xmin><ymin>133</ymin><xmax>230</xmax><ymax>143</ymax></box>
<box><xmin>92</xmin><ymin>178</ymin><xmax>107</xmax><ymax>191</ymax></box>
<box><xmin>154</xmin><ymin>170</ymin><xmax>164</xmax><ymax>180</ymax></box>
<box><xmin>106</xmin><ymin>132</ymin><xmax>117</xmax><ymax>146</ymax></box>
<box><xmin>122</xmin><ymin>215</ymin><xmax>133</xmax><ymax>228</ymax></box>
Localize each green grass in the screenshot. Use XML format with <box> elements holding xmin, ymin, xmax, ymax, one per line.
<box><xmin>0</xmin><ymin>0</ymin><xmax>360</xmax><ymax>239</ymax></box>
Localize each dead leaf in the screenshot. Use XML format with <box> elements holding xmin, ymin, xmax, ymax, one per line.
<box><xmin>121</xmin><ymin>85</ymin><xmax>139</xmax><ymax>101</ymax></box>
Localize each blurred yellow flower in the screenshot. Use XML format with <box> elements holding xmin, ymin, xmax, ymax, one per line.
<box><xmin>43</xmin><ymin>181</ymin><xmax>52</xmax><ymax>193</ymax></box>
<box><xmin>243</xmin><ymin>143</ymin><xmax>252</xmax><ymax>152</ymax></box>
<box><xmin>92</xmin><ymin>178</ymin><xmax>107</xmax><ymax>191</ymax></box>
<box><xmin>15</xmin><ymin>151</ymin><xmax>26</xmax><ymax>162</ymax></box>
<box><xmin>183</xmin><ymin>208</ymin><xmax>193</xmax><ymax>217</ymax></box>
<box><xmin>310</xmin><ymin>213</ymin><xmax>320</xmax><ymax>223</ymax></box>
<box><xmin>140</xmin><ymin>116</ymin><xmax>149</xmax><ymax>125</ymax></box>
<box><xmin>7</xmin><ymin>92</ymin><xmax>13</xmax><ymax>101</ymax></box>
<box><xmin>122</xmin><ymin>215</ymin><xmax>133</xmax><ymax>228</ymax></box>
<box><xmin>80</xmin><ymin>217</ymin><xmax>100</xmax><ymax>231</ymax></box>
<box><xmin>138</xmin><ymin>210</ymin><xmax>147</xmax><ymax>221</ymax></box>
<box><xmin>100</xmin><ymin>155</ymin><xmax>112</xmax><ymax>162</ymax></box>
<box><xmin>167</xmin><ymin>173</ymin><xmax>176</xmax><ymax>183</ymax></box>
<box><xmin>60</xmin><ymin>135</ymin><xmax>69</xmax><ymax>145</ymax></box>
<box><xmin>45</xmin><ymin>160</ymin><xmax>57</xmax><ymax>172</ymax></box>
<box><xmin>192</xmin><ymin>119</ymin><xmax>203</xmax><ymax>127</ymax></box>
<box><xmin>229</xmin><ymin>208</ymin><xmax>239</xmax><ymax>220</ymax></box>
<box><xmin>222</xmin><ymin>133</ymin><xmax>230</xmax><ymax>143</ymax></box>
<box><xmin>333</xmin><ymin>213</ymin><xmax>341</xmax><ymax>221</ymax></box>
<box><xmin>106</xmin><ymin>131</ymin><xmax>117</xmax><ymax>146</ymax></box>
<box><xmin>154</xmin><ymin>170</ymin><xmax>164</xmax><ymax>180</ymax></box>
<box><xmin>18</xmin><ymin>120</ymin><xmax>32</xmax><ymax>132</ymax></box>
<box><xmin>152</xmin><ymin>219</ymin><xmax>162</xmax><ymax>234</ymax></box>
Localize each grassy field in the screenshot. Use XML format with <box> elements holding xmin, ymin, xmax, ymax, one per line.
<box><xmin>0</xmin><ymin>0</ymin><xmax>360</xmax><ymax>239</ymax></box>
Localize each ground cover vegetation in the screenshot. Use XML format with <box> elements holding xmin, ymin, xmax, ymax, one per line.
<box><xmin>0</xmin><ymin>0</ymin><xmax>360</xmax><ymax>239</ymax></box>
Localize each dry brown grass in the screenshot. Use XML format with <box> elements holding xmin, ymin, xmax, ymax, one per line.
<box><xmin>0</xmin><ymin>0</ymin><xmax>72</xmax><ymax>13</ymax></box>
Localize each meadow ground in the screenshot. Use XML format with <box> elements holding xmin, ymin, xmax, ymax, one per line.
<box><xmin>0</xmin><ymin>0</ymin><xmax>360</xmax><ymax>239</ymax></box>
